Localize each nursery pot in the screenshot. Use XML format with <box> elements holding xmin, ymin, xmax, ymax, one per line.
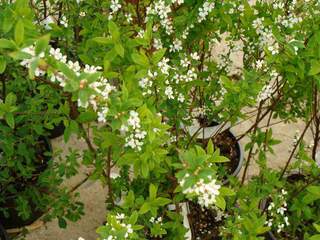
<box><xmin>185</xmin><ymin>119</ymin><xmax>244</xmax><ymax>178</ymax></box>
<box><xmin>0</xmin><ymin>137</ymin><xmax>52</xmax><ymax>229</ymax></box>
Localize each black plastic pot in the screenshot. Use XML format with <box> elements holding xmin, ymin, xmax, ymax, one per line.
<box><xmin>0</xmin><ymin>222</ymin><xmax>9</xmax><ymax>240</ymax></box>
<box><xmin>0</xmin><ymin>137</ymin><xmax>52</xmax><ymax>229</ymax></box>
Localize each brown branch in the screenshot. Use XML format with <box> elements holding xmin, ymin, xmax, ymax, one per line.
<box><xmin>241</xmin><ymin>102</ymin><xmax>263</xmax><ymax>185</ymax></box>
<box><xmin>279</xmin><ymin>115</ymin><xmax>315</xmax><ymax>179</ymax></box>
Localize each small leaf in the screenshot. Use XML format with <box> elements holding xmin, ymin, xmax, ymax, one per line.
<box><xmin>139</xmin><ymin>202</ymin><xmax>150</xmax><ymax>214</ymax></box>
<box><xmin>0</xmin><ymin>39</ymin><xmax>16</xmax><ymax>49</ymax></box>
<box><xmin>215</xmin><ymin>196</ymin><xmax>226</xmax><ymax>210</ymax></box>
<box><xmin>108</xmin><ymin>21</ymin><xmax>120</xmax><ymax>41</ymax></box>
<box><xmin>58</xmin><ymin>217</ymin><xmax>67</xmax><ymax>228</ymax></box>
<box><xmin>149</xmin><ymin>184</ymin><xmax>157</xmax><ymax>200</ymax></box>
<box><xmin>35</xmin><ymin>34</ymin><xmax>50</xmax><ymax>55</ymax></box>
<box><xmin>115</xmin><ymin>43</ymin><xmax>124</xmax><ymax>57</ymax></box>
<box><xmin>92</xmin><ymin>37</ymin><xmax>113</xmax><ymax>45</ymax></box>
<box><xmin>152</xmin><ymin>48</ymin><xmax>166</xmax><ymax>64</ymax></box>
<box><xmin>310</xmin><ymin>235</ymin><xmax>320</xmax><ymax>240</ymax></box>
<box><xmin>207</xmin><ymin>139</ymin><xmax>214</xmax><ymax>154</ymax></box>
<box><xmin>128</xmin><ymin>211</ymin><xmax>139</xmax><ymax>225</ymax></box>
<box><xmin>5</xmin><ymin>92</ymin><xmax>17</xmax><ymax>105</ymax></box>
<box><xmin>309</xmin><ymin>60</ymin><xmax>320</xmax><ymax>76</ymax></box>
<box><xmin>0</xmin><ymin>56</ymin><xmax>6</xmax><ymax>73</ymax></box>
<box><xmin>132</xmin><ymin>53</ymin><xmax>149</xmax><ymax>66</ymax></box>
<box><xmin>14</xmin><ymin>20</ymin><xmax>24</xmax><ymax>45</ymax></box>
<box><xmin>5</xmin><ymin>112</ymin><xmax>15</xmax><ymax>129</ymax></box>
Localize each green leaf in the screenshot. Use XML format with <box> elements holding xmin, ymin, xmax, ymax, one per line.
<box><xmin>0</xmin><ymin>39</ymin><xmax>16</xmax><ymax>49</ymax></box>
<box><xmin>215</xmin><ymin>196</ymin><xmax>226</xmax><ymax>210</ymax></box>
<box><xmin>309</xmin><ymin>60</ymin><xmax>320</xmax><ymax>76</ymax></box>
<box><xmin>152</xmin><ymin>48</ymin><xmax>166</xmax><ymax>64</ymax></box>
<box><xmin>139</xmin><ymin>202</ymin><xmax>151</xmax><ymax>214</ymax></box>
<box><xmin>5</xmin><ymin>92</ymin><xmax>17</xmax><ymax>105</ymax></box>
<box><xmin>132</xmin><ymin>53</ymin><xmax>149</xmax><ymax>66</ymax></box>
<box><xmin>35</xmin><ymin>34</ymin><xmax>50</xmax><ymax>55</ymax></box>
<box><xmin>92</xmin><ymin>37</ymin><xmax>113</xmax><ymax>45</ymax></box>
<box><xmin>149</xmin><ymin>184</ymin><xmax>157</xmax><ymax>200</ymax></box>
<box><xmin>14</xmin><ymin>20</ymin><xmax>24</xmax><ymax>45</ymax></box>
<box><xmin>5</xmin><ymin>112</ymin><xmax>15</xmax><ymax>129</ymax></box>
<box><xmin>58</xmin><ymin>217</ymin><xmax>67</xmax><ymax>228</ymax></box>
<box><xmin>310</xmin><ymin>235</ymin><xmax>320</xmax><ymax>240</ymax></box>
<box><xmin>115</xmin><ymin>43</ymin><xmax>124</xmax><ymax>58</ymax></box>
<box><xmin>104</xmin><ymin>57</ymin><xmax>110</xmax><ymax>73</ymax></box>
<box><xmin>108</xmin><ymin>21</ymin><xmax>120</xmax><ymax>41</ymax></box>
<box><xmin>128</xmin><ymin>211</ymin><xmax>139</xmax><ymax>225</ymax></box>
<box><xmin>153</xmin><ymin>197</ymin><xmax>171</xmax><ymax>206</ymax></box>
<box><xmin>207</xmin><ymin>139</ymin><xmax>214</xmax><ymax>154</ymax></box>
<box><xmin>64</xmin><ymin>120</ymin><xmax>79</xmax><ymax>142</ymax></box>
<box><xmin>0</xmin><ymin>56</ymin><xmax>6</xmax><ymax>73</ymax></box>
<box><xmin>219</xmin><ymin>187</ymin><xmax>235</xmax><ymax>196</ymax></box>
<box><xmin>57</xmin><ymin>62</ymin><xmax>78</xmax><ymax>81</ymax></box>
<box><xmin>77</xmin><ymin>111</ymin><xmax>97</xmax><ymax>123</ymax></box>
<box><xmin>314</xmin><ymin>223</ymin><xmax>320</xmax><ymax>232</ymax></box>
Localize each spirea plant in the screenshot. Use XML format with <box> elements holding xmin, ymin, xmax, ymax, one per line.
<box><xmin>0</xmin><ymin>0</ymin><xmax>319</xmax><ymax>239</ymax></box>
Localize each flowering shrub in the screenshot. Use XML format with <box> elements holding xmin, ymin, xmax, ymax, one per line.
<box><xmin>0</xmin><ymin>0</ymin><xmax>319</xmax><ymax>239</ymax></box>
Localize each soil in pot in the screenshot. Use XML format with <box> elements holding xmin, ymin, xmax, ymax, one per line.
<box><xmin>0</xmin><ymin>137</ymin><xmax>52</xmax><ymax>229</ymax></box>
<box><xmin>187</xmin><ymin>201</ymin><xmax>223</xmax><ymax>240</ymax></box>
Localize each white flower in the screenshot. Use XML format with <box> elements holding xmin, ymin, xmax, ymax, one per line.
<box><xmin>178</xmin><ymin>93</ymin><xmax>185</xmax><ymax>103</ymax></box>
<box><xmin>165</xmin><ymin>86</ymin><xmax>174</xmax><ymax>99</ymax></box>
<box><xmin>79</xmin><ymin>11</ymin><xmax>86</xmax><ymax>17</ymax></box>
<box><xmin>125</xmin><ymin>13</ymin><xmax>133</xmax><ymax>23</ymax></box>
<box><xmin>181</xmin><ymin>177</ymin><xmax>221</xmax><ymax>208</ymax></box>
<box><xmin>109</xmin><ymin>0</ymin><xmax>121</xmax><ymax>19</ymax></box>
<box><xmin>191</xmin><ymin>52</ymin><xmax>200</xmax><ymax>60</ymax></box>
<box><xmin>198</xmin><ymin>1</ymin><xmax>215</xmax><ymax>23</ymax></box>
<box><xmin>60</xmin><ymin>16</ymin><xmax>68</xmax><ymax>28</ymax></box>
<box><xmin>169</xmin><ymin>39</ymin><xmax>182</xmax><ymax>52</ymax></box>
<box><xmin>255</xmin><ymin>59</ymin><xmax>264</xmax><ymax>70</ymax></box>
<box><xmin>42</xmin><ymin>16</ymin><xmax>55</xmax><ymax>30</ymax></box>
<box><xmin>180</xmin><ymin>58</ymin><xmax>190</xmax><ymax>67</ymax></box>
<box><xmin>97</xmin><ymin>107</ymin><xmax>109</xmax><ymax>123</ymax></box>
<box><xmin>158</xmin><ymin>58</ymin><xmax>170</xmax><ymax>75</ymax></box>
<box><xmin>153</xmin><ymin>38</ymin><xmax>163</xmax><ymax>50</ymax></box>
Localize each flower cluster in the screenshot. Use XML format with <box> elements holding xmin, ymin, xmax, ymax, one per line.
<box><xmin>109</xmin><ymin>0</ymin><xmax>121</xmax><ymax>20</ymax></box>
<box><xmin>20</xmin><ymin>46</ymin><xmax>46</xmax><ymax>77</ymax></box>
<box><xmin>198</xmin><ymin>1</ymin><xmax>215</xmax><ymax>23</ymax></box>
<box><xmin>146</xmin><ymin>0</ymin><xmax>173</xmax><ymax>35</ymax></box>
<box><xmin>139</xmin><ymin>70</ymin><xmax>158</xmax><ymax>96</ymax></box>
<box><xmin>150</xmin><ymin>216</ymin><xmax>163</xmax><ymax>225</ymax></box>
<box><xmin>252</xmin><ymin>17</ymin><xmax>280</xmax><ymax>55</ymax></box>
<box><xmin>265</xmin><ymin>189</ymin><xmax>290</xmax><ymax>233</ymax></box>
<box><xmin>180</xmin><ymin>174</ymin><xmax>221</xmax><ymax>208</ymax></box>
<box><xmin>104</xmin><ymin>213</ymin><xmax>134</xmax><ymax>239</ymax></box>
<box><xmin>121</xmin><ymin>111</ymin><xmax>147</xmax><ymax>151</ymax></box>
